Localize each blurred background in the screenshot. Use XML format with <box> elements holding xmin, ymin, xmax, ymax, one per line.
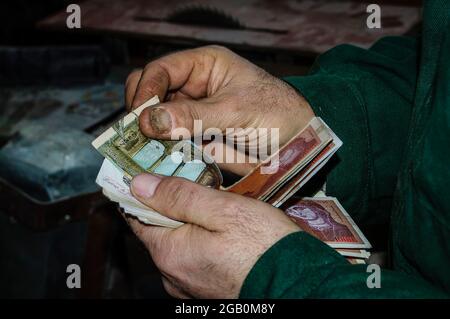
<box><xmin>0</xmin><ymin>0</ymin><xmax>422</xmax><ymax>298</ymax></box>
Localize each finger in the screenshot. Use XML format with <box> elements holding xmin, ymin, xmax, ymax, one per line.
<box><xmin>125</xmin><ymin>69</ymin><xmax>143</xmax><ymax>111</ymax></box>
<box><xmin>167</xmin><ymin>90</ymin><xmax>191</xmax><ymax>102</ymax></box>
<box><xmin>130</xmin><ymin>173</ymin><xmax>242</xmax><ymax>230</ymax></box>
<box><xmin>203</xmin><ymin>141</ymin><xmax>257</xmax><ymax>176</ymax></box>
<box><xmin>138</xmin><ymin>98</ymin><xmax>230</xmax><ymax>139</ymax></box>
<box><xmin>131</xmin><ymin>47</ymin><xmax>221</xmax><ymax>109</ymax></box>
<box><xmin>126</xmin><ymin>215</ymin><xmax>173</xmax><ymax>253</ymax></box>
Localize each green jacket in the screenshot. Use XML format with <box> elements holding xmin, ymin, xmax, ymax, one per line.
<box><xmin>240</xmin><ymin>0</ymin><xmax>450</xmax><ymax>298</ymax></box>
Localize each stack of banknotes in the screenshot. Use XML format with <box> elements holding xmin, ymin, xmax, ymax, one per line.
<box><xmin>93</xmin><ymin>96</ymin><xmax>371</xmax><ymax>264</ymax></box>
<box><xmin>281</xmin><ymin>191</ymin><xmax>371</xmax><ymax>264</ymax></box>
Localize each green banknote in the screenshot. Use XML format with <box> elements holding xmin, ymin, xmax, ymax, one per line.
<box><xmin>92</xmin><ymin>96</ymin><xmax>222</xmax><ymax>188</ymax></box>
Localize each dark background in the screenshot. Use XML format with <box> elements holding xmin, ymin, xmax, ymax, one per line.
<box><xmin>0</xmin><ymin>0</ymin><xmax>422</xmax><ymax>299</ymax></box>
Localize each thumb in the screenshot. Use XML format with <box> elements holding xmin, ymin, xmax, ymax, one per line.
<box><xmin>130</xmin><ymin>173</ymin><xmax>239</xmax><ymax>230</ymax></box>
<box><xmin>138</xmin><ymin>98</ymin><xmax>239</xmax><ymax>140</ymax></box>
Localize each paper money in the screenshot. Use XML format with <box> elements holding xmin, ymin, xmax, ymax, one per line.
<box><xmin>281</xmin><ymin>196</ymin><xmax>371</xmax><ymax>264</ymax></box>
<box><xmin>223</xmin><ymin>117</ymin><xmax>343</xmax><ymax>217</ymax></box>
<box><xmin>268</xmin><ymin>126</ymin><xmax>342</xmax><ymax>207</ymax></box>
<box><xmin>92</xmin><ymin>96</ymin><xmax>223</xmax><ymax>227</ymax></box>
<box><xmin>96</xmin><ymin>157</ymin><xmax>183</xmax><ymax>228</ymax></box>
<box><xmin>92</xmin><ymin>96</ymin><xmax>371</xmax><ymax>264</ymax></box>
<box><xmin>92</xmin><ymin>96</ymin><xmax>222</xmax><ymax>188</ymax></box>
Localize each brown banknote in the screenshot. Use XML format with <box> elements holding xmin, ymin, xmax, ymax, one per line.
<box><xmin>282</xmin><ymin>196</ymin><xmax>371</xmax><ymax>249</ymax></box>
<box><xmin>224</xmin><ymin>117</ymin><xmax>333</xmax><ymax>200</ymax></box>
<box><xmin>267</xmin><ymin>139</ymin><xmax>340</xmax><ymax>207</ymax></box>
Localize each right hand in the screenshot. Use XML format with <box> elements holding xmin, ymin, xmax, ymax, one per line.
<box><xmin>125</xmin><ymin>45</ymin><xmax>314</xmax><ymax>176</ymax></box>
<box><xmin>127</xmin><ymin>172</ymin><xmax>301</xmax><ymax>298</ymax></box>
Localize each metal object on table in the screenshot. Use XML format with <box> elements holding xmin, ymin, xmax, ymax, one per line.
<box><xmin>0</xmin><ymin>84</ymin><xmax>125</xmax><ymax>203</ymax></box>
<box><xmin>0</xmin><ymin>81</ymin><xmax>126</xmax><ymax>298</ymax></box>
<box><xmin>38</xmin><ymin>0</ymin><xmax>421</xmax><ymax>56</ymax></box>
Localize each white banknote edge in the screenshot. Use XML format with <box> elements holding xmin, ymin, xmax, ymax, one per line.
<box><xmin>96</xmin><ymin>158</ymin><xmax>149</xmax><ymax>210</ymax></box>
<box><xmin>97</xmin><ymin>158</ymin><xmax>184</xmax><ymax>228</ymax></box>
<box><xmin>337</xmin><ymin>249</ymin><xmax>371</xmax><ymax>258</ymax></box>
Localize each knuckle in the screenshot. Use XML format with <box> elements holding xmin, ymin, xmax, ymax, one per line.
<box><xmin>125</xmin><ymin>69</ymin><xmax>141</xmax><ymax>87</ymax></box>
<box><xmin>161</xmin><ymin>178</ymin><xmax>196</xmax><ymax>213</ymax></box>
<box><xmin>135</xmin><ymin>63</ymin><xmax>169</xmax><ymax>100</ymax></box>
<box><xmin>182</xmin><ymin>101</ymin><xmax>201</xmax><ymax>126</ymax></box>
<box><xmin>144</xmin><ymin>61</ymin><xmax>167</xmax><ymax>79</ymax></box>
<box><xmin>222</xmin><ymin>200</ymin><xmax>245</xmax><ymax>220</ymax></box>
<box><xmin>139</xmin><ymin>78</ymin><xmax>162</xmax><ymax>96</ymax></box>
<box><xmin>221</xmin><ymin>199</ymin><xmax>256</xmax><ymax>229</ymax></box>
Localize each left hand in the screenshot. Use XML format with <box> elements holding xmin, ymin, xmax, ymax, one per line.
<box><xmin>127</xmin><ymin>172</ymin><xmax>301</xmax><ymax>298</ymax></box>
<box><xmin>125</xmin><ymin>46</ymin><xmax>314</xmax><ymax>176</ymax></box>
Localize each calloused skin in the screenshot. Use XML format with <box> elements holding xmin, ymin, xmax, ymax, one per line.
<box><xmin>124</xmin><ymin>45</ymin><xmax>315</xmax><ymax>298</ymax></box>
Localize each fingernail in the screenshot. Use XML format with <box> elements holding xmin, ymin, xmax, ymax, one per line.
<box><xmin>131</xmin><ymin>174</ymin><xmax>162</xmax><ymax>199</ymax></box>
<box><xmin>149</xmin><ymin>107</ymin><xmax>172</xmax><ymax>133</ymax></box>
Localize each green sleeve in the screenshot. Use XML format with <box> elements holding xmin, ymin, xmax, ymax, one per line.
<box><xmin>240</xmin><ymin>232</ymin><xmax>447</xmax><ymax>298</ymax></box>
<box><xmin>285</xmin><ymin>36</ymin><xmax>418</xmax><ymax>225</ymax></box>
<box><xmin>240</xmin><ymin>37</ymin><xmax>450</xmax><ymax>299</ymax></box>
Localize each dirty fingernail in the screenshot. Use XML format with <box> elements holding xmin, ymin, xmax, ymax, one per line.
<box><xmin>150</xmin><ymin>107</ymin><xmax>172</xmax><ymax>133</ymax></box>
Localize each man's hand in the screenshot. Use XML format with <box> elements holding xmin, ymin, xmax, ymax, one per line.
<box><xmin>127</xmin><ymin>173</ymin><xmax>300</xmax><ymax>299</ymax></box>
<box><xmin>125</xmin><ymin>45</ymin><xmax>314</xmax><ymax>176</ymax></box>
<box><xmin>124</xmin><ymin>46</ymin><xmax>310</xmax><ymax>298</ymax></box>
